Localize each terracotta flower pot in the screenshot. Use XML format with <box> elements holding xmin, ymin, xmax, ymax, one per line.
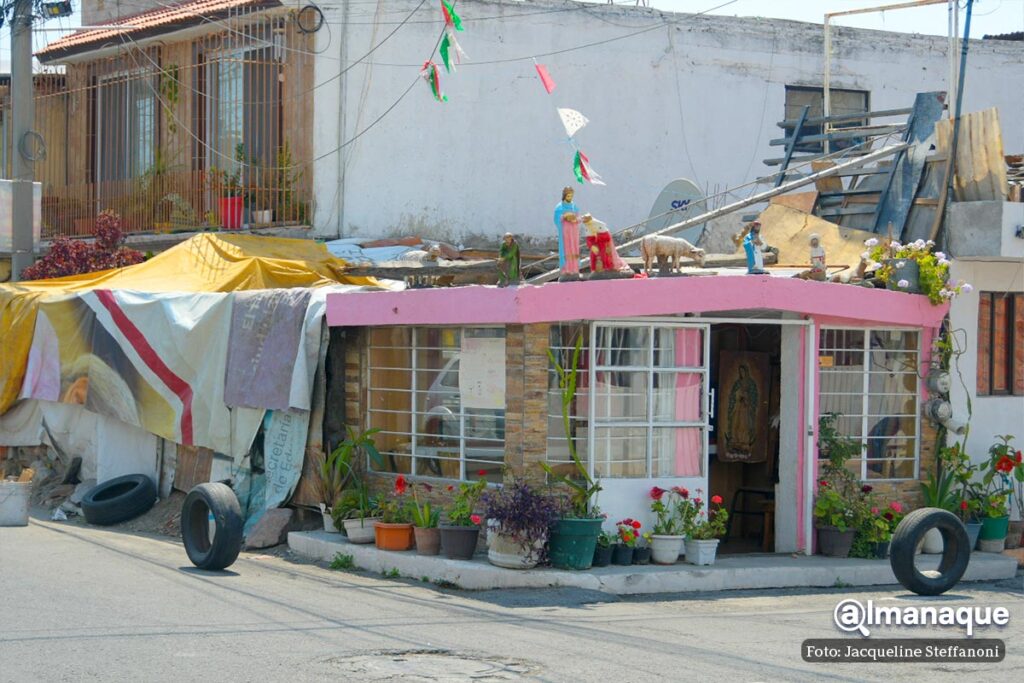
<box><xmin>374</xmin><ymin>521</ymin><xmax>414</xmax><ymax>551</ymax></box>
<box><xmin>414</xmin><ymin>527</ymin><xmax>441</xmax><ymax>556</ymax></box>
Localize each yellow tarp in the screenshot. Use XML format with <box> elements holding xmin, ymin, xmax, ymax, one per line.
<box><xmin>0</xmin><ymin>233</ymin><xmax>374</xmax><ymax>413</ymax></box>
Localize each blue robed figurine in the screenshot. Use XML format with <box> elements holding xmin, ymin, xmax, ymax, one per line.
<box><xmin>743</xmin><ymin>220</ymin><xmax>767</xmax><ymax>275</ymax></box>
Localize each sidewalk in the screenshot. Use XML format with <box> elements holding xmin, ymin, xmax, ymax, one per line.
<box><xmin>288</xmin><ymin>531</ymin><xmax>1019</xmax><ymax>595</ymax></box>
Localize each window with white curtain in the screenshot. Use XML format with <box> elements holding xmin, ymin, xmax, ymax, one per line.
<box><xmin>818</xmin><ymin>328</ymin><xmax>920</xmax><ymax>480</ymax></box>
<box><xmin>588</xmin><ymin>323</ymin><xmax>708</xmax><ymax>479</ymax></box>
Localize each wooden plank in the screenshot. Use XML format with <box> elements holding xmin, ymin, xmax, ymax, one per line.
<box><xmin>774</xmin><ymin>105</ymin><xmax>809</xmax><ymax>187</ymax></box>
<box><xmin>818</xmin><ymin>205</ymin><xmax>878</xmax><ymax>217</ymax></box>
<box><xmin>776</xmin><ymin>106</ymin><xmax>913</xmax><ymax>129</ymax></box>
<box><xmin>173</xmin><ymin>444</ymin><xmax>213</xmax><ymax>492</ymax></box>
<box><xmin>934</xmin><ymin>107</ymin><xmax>1008</xmax><ymax>201</ymax></box>
<box><xmin>874</xmin><ymin>92</ymin><xmax>947</xmax><ymax>234</ymax></box>
<box><xmin>770</xmin><ymin>124</ymin><xmax>906</xmax><ymax>147</ymax></box>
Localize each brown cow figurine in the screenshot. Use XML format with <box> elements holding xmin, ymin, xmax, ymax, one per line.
<box><xmin>640</xmin><ymin>235</ymin><xmax>706</xmax><ymax>275</ymax></box>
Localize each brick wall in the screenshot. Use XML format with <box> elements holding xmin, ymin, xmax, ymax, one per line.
<box><xmin>503</xmin><ymin>323</ymin><xmax>551</xmax><ymax>483</ymax></box>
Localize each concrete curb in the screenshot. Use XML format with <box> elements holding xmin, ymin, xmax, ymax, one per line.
<box><xmin>288</xmin><ymin>530</ymin><xmax>1019</xmax><ymax>595</ymax></box>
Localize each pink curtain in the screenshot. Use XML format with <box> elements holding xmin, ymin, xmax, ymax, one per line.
<box><xmin>673</xmin><ymin>329</ymin><xmax>702</xmax><ymax>476</ymax></box>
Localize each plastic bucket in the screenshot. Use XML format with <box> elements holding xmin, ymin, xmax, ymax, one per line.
<box><xmin>0</xmin><ymin>481</ymin><xmax>31</xmax><ymax>527</ymax></box>
<box><xmin>548</xmin><ymin>517</ymin><xmax>603</xmax><ymax>570</ymax></box>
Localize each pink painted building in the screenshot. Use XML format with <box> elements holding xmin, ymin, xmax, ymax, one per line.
<box><xmin>326</xmin><ymin>275</ymin><xmax>947</xmax><ymax>555</ymax></box>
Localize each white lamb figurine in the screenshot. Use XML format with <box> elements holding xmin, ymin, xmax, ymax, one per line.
<box><xmin>640</xmin><ymin>235</ymin><xmax>706</xmax><ymax>274</ymax></box>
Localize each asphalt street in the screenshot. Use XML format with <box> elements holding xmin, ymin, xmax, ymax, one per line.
<box><xmin>1</xmin><ymin>517</ymin><xmax>1021</xmax><ymax>682</ymax></box>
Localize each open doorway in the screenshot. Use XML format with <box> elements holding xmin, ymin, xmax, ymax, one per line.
<box><xmin>708</xmin><ymin>323</ymin><xmax>782</xmax><ymax>554</ymax></box>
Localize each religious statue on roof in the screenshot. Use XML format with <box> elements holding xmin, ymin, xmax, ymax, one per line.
<box><xmin>742</xmin><ymin>221</ymin><xmax>767</xmax><ymax>275</ymax></box>
<box><xmin>796</xmin><ymin>233</ymin><xmax>827</xmax><ymax>281</ymax></box>
<box><xmin>497</xmin><ymin>233</ymin><xmax>521</xmax><ymax>287</ymax></box>
<box><xmin>553</xmin><ymin>187</ymin><xmax>581</xmax><ymax>281</ymax></box>
<box><xmin>581</xmin><ymin>213</ymin><xmax>632</xmax><ymax>277</ymax></box>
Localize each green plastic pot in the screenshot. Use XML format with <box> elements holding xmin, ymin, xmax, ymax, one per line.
<box><xmin>979</xmin><ymin>515</ymin><xmax>1009</xmax><ymax>541</ymax></box>
<box><xmin>548</xmin><ymin>517</ymin><xmax>603</xmax><ymax>570</ymax></box>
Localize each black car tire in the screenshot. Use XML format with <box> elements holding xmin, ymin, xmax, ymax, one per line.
<box><xmin>890</xmin><ymin>507</ymin><xmax>970</xmax><ymax>596</ymax></box>
<box><xmin>80</xmin><ymin>474</ymin><xmax>157</xmax><ymax>526</ymax></box>
<box><xmin>181</xmin><ymin>482</ymin><xmax>243</xmax><ymax>571</ymax></box>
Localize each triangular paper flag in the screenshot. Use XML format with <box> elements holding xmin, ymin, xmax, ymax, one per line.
<box><xmin>557</xmin><ymin>108</ymin><xmax>589</xmax><ymax>138</ymax></box>
<box><xmin>534</xmin><ymin>61</ymin><xmax>556</xmax><ymax>94</ymax></box>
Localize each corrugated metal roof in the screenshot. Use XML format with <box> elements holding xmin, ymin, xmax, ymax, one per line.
<box><xmin>36</xmin><ymin>0</ymin><xmax>282</xmax><ymax>62</ymax></box>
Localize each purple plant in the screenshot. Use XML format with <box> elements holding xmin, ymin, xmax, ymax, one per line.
<box><xmin>481</xmin><ymin>479</ymin><xmax>566</xmax><ymax>555</ymax></box>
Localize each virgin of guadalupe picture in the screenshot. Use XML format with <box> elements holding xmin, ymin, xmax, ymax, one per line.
<box><xmin>717</xmin><ymin>351</ymin><xmax>770</xmax><ymax>463</ymax></box>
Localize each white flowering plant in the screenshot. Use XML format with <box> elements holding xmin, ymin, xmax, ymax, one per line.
<box><xmin>862</xmin><ymin>238</ymin><xmax>971</xmax><ymax>305</ymax></box>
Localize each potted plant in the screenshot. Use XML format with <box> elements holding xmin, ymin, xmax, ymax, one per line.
<box><xmin>634</xmin><ymin>533</ymin><xmax>652</xmax><ymax>565</ymax></box>
<box><xmin>541</xmin><ymin>335</ymin><xmax>604</xmax><ymax>570</ymax></box>
<box><xmin>978</xmin><ymin>435</ymin><xmax>1017</xmax><ymax>552</ymax></box>
<box><xmin>1005</xmin><ymin>436</ymin><xmax>1024</xmax><ymax>549</ymax></box>
<box><xmin>863</xmin><ymin>237</ymin><xmax>970</xmax><ymax>304</ymax></box>
<box><xmin>649</xmin><ymin>485</ymin><xmax>688</xmax><ymax>565</ymax></box>
<box><xmin>860</xmin><ymin>499</ymin><xmax>902</xmax><ymax>559</ymax></box>
<box><xmin>374</xmin><ymin>475</ymin><xmax>415</xmax><ymax>551</ymax></box>
<box><xmin>684</xmin><ymin>493</ymin><xmax>729</xmax><ymax>565</ymax></box>
<box><xmin>332</xmin><ymin>485</ymin><xmax>381</xmax><ymax>544</ymax></box>
<box><xmin>208</xmin><ymin>144</ymin><xmax>247</xmax><ymax>230</ymax></box>
<box><xmin>613</xmin><ymin>519</ymin><xmax>641</xmax><ymax>565</ymax></box>
<box><xmin>410</xmin><ymin>482</ymin><xmax>441</xmax><ymax>556</ymax></box>
<box><xmin>481</xmin><ymin>478</ymin><xmax>564</xmax><ymax>569</ymax></box>
<box><xmin>320</xmin><ymin>426</ymin><xmax>382</xmax><ymax>536</ymax></box>
<box><xmin>440</xmin><ymin>477</ymin><xmax>487</xmax><ymax>560</ymax></box>
<box><xmin>814</xmin><ymin>414</ymin><xmax>866</xmax><ymax>558</ymax></box>
<box><xmin>917</xmin><ymin>467</ymin><xmax>959</xmax><ymax>553</ymax></box>
<box><xmin>939</xmin><ymin>441</ymin><xmax>983</xmax><ymax>550</ymax></box>
<box><xmin>592</xmin><ymin>530</ymin><xmax>615</xmax><ymax>567</ymax></box>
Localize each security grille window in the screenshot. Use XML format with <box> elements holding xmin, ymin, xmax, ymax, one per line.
<box><xmin>588</xmin><ymin>323</ymin><xmax>708</xmax><ymax>479</ymax></box>
<box><xmin>784</xmin><ymin>85</ymin><xmax>870</xmax><ymax>153</ymax></box>
<box><xmin>367</xmin><ymin>327</ymin><xmax>506</xmax><ymax>483</ymax></box>
<box><xmin>818</xmin><ymin>328</ymin><xmax>920</xmax><ymax>480</ymax></box>
<box><xmin>977</xmin><ymin>292</ymin><xmax>1024</xmax><ymax>396</ymax></box>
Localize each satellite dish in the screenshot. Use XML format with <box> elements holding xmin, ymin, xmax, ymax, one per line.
<box><xmin>643</xmin><ymin>178</ymin><xmax>707</xmax><ymax>245</ymax></box>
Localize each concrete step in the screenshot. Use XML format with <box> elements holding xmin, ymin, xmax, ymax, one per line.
<box><xmin>288</xmin><ymin>530</ymin><xmax>1019</xmax><ymax>596</ymax></box>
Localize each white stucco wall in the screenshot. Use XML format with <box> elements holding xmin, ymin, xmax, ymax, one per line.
<box><xmin>947</xmin><ymin>259</ymin><xmax>1024</xmax><ymax>468</ymax></box>
<box><xmin>311</xmin><ymin>0</ymin><xmax>1024</xmax><ymax>246</ymax></box>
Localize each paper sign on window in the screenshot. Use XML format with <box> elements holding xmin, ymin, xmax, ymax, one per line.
<box><xmin>459</xmin><ymin>337</ymin><xmax>506</xmax><ymax>410</ymax></box>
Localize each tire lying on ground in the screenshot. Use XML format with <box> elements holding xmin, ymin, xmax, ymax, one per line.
<box><xmin>181</xmin><ymin>482</ymin><xmax>243</xmax><ymax>571</ymax></box>
<box><xmin>890</xmin><ymin>507</ymin><xmax>970</xmax><ymax>596</ymax></box>
<box><xmin>80</xmin><ymin>474</ymin><xmax>157</xmax><ymax>526</ymax></box>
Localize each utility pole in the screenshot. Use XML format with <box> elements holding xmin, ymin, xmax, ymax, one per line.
<box><xmin>10</xmin><ymin>0</ymin><xmax>37</xmax><ymax>280</ymax></box>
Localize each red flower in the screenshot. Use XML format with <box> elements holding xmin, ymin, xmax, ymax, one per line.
<box><xmin>631</xmin><ymin>520</ymin><xmax>641</xmax><ymax>530</ymax></box>
<box><xmin>650</xmin><ymin>486</ymin><xmax>666</xmax><ymax>500</ymax></box>
<box><xmin>889</xmin><ymin>501</ymin><xmax>903</xmax><ymax>514</ymax></box>
<box><xmin>477</xmin><ymin>469</ymin><xmax>488</xmax><ymax>476</ymax></box>
<box><xmin>960</xmin><ymin>500</ymin><xmax>969</xmax><ymax>511</ymax></box>
<box><xmin>673</xmin><ymin>486</ymin><xmax>689</xmax><ymax>499</ymax></box>
<box><xmin>446</xmin><ymin>485</ymin><xmax>455</xmax><ymax>492</ymax></box>
<box><xmin>1016</xmin><ymin>450</ymin><xmax>1022</xmax><ymax>464</ymax></box>
<box><xmin>394</xmin><ymin>474</ymin><xmax>407</xmax><ymax>495</ymax></box>
<box><xmin>883</xmin><ymin>511</ymin><xmax>894</xmax><ymax>521</ymax></box>
<box><xmin>694</xmin><ymin>498</ymin><xmax>703</xmax><ymax>507</ymax></box>
<box><xmin>711</xmin><ymin>495</ymin><xmax>723</xmax><ymax>505</ymax></box>
<box><xmin>819</xmin><ymin>480</ymin><xmax>829</xmax><ymax>488</ymax></box>
<box><xmin>995</xmin><ymin>455</ymin><xmax>1015</xmax><ymax>473</ymax></box>
<box><xmin>470</xmin><ymin>514</ymin><xmax>482</xmax><ymax>525</ymax></box>
<box><xmin>861</xmin><ymin>485</ymin><xmax>873</xmax><ymax>494</ymax></box>
<box><xmin>871</xmin><ymin>507</ymin><xmax>879</xmax><ymax>515</ymax></box>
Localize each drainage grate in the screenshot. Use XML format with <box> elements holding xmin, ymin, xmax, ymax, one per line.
<box><xmin>325</xmin><ymin>649</ymin><xmax>538</xmax><ymax>681</ymax></box>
